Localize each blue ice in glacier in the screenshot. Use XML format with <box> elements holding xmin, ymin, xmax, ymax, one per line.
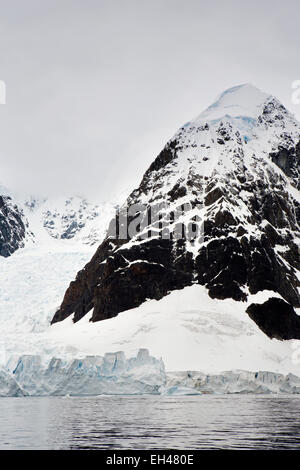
<box><xmin>2</xmin><ymin>349</ymin><xmax>300</xmax><ymax>396</ymax></box>
<box><xmin>1</xmin><ymin>349</ymin><xmax>166</xmax><ymax>396</ymax></box>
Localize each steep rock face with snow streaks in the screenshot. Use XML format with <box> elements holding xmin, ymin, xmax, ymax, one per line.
<box><xmin>0</xmin><ymin>194</ymin><xmax>31</xmax><ymax>257</ymax></box>
<box><xmin>52</xmin><ymin>84</ymin><xmax>300</xmax><ymax>340</ymax></box>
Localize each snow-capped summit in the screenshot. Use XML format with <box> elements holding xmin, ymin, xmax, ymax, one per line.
<box><xmin>195</xmin><ymin>83</ymin><xmax>271</xmax><ymax>123</ymax></box>
<box><xmin>52</xmin><ymin>84</ymin><xmax>300</xmax><ymax>343</ymax></box>
<box><xmin>186</xmin><ymin>84</ymin><xmax>299</xmax><ymax>152</ymax></box>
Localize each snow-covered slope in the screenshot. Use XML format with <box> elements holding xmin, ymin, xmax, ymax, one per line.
<box><xmin>195</xmin><ymin>83</ymin><xmax>270</xmax><ymax>122</ymax></box>
<box><xmin>46</xmin><ymin>285</ymin><xmax>300</xmax><ymax>375</ymax></box>
<box><xmin>0</xmin><ymin>245</ymin><xmax>92</xmax><ymax>336</ymax></box>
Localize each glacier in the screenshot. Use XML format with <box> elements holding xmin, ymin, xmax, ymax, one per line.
<box><xmin>1</xmin><ymin>349</ymin><xmax>166</xmax><ymax>397</ymax></box>
<box><xmin>165</xmin><ymin>370</ymin><xmax>300</xmax><ymax>395</ymax></box>
<box><xmin>2</xmin><ymin>348</ymin><xmax>300</xmax><ymax>397</ymax></box>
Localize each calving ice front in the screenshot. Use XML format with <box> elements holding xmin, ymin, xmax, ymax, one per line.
<box><xmin>1</xmin><ymin>83</ymin><xmax>300</xmax><ymax>395</ymax></box>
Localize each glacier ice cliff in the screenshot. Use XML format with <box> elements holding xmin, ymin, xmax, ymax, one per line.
<box><xmin>1</xmin><ymin>348</ymin><xmax>300</xmax><ymax>397</ymax></box>
<box><xmin>2</xmin><ymin>349</ymin><xmax>166</xmax><ymax>397</ymax></box>
<box><xmin>165</xmin><ymin>370</ymin><xmax>300</xmax><ymax>395</ymax></box>
<box><xmin>0</xmin><ymin>369</ymin><xmax>25</xmax><ymax>397</ymax></box>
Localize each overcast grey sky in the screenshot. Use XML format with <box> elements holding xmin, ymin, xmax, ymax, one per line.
<box><xmin>0</xmin><ymin>0</ymin><xmax>299</xmax><ymax>201</ymax></box>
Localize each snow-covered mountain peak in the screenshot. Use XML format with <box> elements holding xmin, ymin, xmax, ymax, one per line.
<box><xmin>194</xmin><ymin>84</ymin><xmax>271</xmax><ymax>124</ymax></box>
<box><xmin>167</xmin><ymin>84</ymin><xmax>300</xmax><ymax>189</ymax></box>
<box><xmin>52</xmin><ymin>84</ymin><xmax>300</xmax><ymax>342</ymax></box>
<box><xmin>186</xmin><ymin>83</ymin><xmax>299</xmax><ymax>141</ymax></box>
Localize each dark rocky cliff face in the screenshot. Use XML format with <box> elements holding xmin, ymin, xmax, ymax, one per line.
<box><xmin>51</xmin><ymin>86</ymin><xmax>300</xmax><ymax>341</ymax></box>
<box><xmin>0</xmin><ymin>195</ymin><xmax>29</xmax><ymax>257</ymax></box>
<box><xmin>247</xmin><ymin>298</ymin><xmax>300</xmax><ymax>340</ymax></box>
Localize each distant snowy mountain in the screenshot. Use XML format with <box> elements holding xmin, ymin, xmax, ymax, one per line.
<box><xmin>0</xmin><ymin>188</ymin><xmax>120</xmax><ymax>253</ymax></box>
<box><xmin>52</xmin><ymin>84</ymin><xmax>300</xmax><ymax>342</ymax></box>
<box><xmin>23</xmin><ymin>195</ymin><xmax>116</xmax><ymax>247</ymax></box>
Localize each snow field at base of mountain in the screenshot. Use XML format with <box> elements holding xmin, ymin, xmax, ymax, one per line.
<box><xmin>47</xmin><ymin>284</ymin><xmax>300</xmax><ymax>375</ymax></box>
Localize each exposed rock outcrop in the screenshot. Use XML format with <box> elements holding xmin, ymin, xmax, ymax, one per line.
<box><xmin>247</xmin><ymin>298</ymin><xmax>300</xmax><ymax>340</ymax></box>
<box><xmin>0</xmin><ymin>195</ymin><xmax>30</xmax><ymax>257</ymax></box>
